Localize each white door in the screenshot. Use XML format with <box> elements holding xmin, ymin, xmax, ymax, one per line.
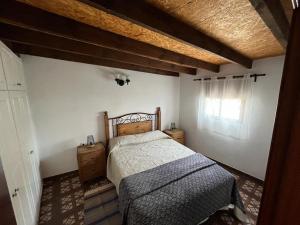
<box><xmin>9</xmin><ymin>91</ymin><xmax>41</xmax><ymax>214</ymax></box>
<box><xmin>0</xmin><ymin>45</ymin><xmax>26</xmax><ymax>91</ymax></box>
<box><xmin>0</xmin><ymin>91</ymin><xmax>34</xmax><ymax>225</ymax></box>
<box><xmin>0</xmin><ymin>52</ymin><xmax>7</xmax><ymax>90</ymax></box>
<box><xmin>9</xmin><ymin>161</ymin><xmax>35</xmax><ymax>225</ymax></box>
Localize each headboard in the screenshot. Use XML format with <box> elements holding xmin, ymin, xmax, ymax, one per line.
<box><xmin>103</xmin><ymin>107</ymin><xmax>161</xmax><ymax>145</ymax></box>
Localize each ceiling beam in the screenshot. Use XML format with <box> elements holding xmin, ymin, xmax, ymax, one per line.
<box><xmin>249</xmin><ymin>0</ymin><xmax>290</xmax><ymax>48</ymax></box>
<box><xmin>1</xmin><ymin>40</ymin><xmax>14</xmax><ymax>52</ymax></box>
<box><xmin>0</xmin><ymin>1</ymin><xmax>219</xmax><ymax>73</ymax></box>
<box><xmin>1</xmin><ymin>40</ymin><xmax>20</xmax><ymax>57</ymax></box>
<box><xmin>80</xmin><ymin>0</ymin><xmax>253</xmax><ymax>68</ymax></box>
<box><xmin>0</xmin><ymin>23</ymin><xmax>196</xmax><ymax>75</ymax></box>
<box><xmin>12</xmin><ymin>43</ymin><xmax>179</xmax><ymax>77</ymax></box>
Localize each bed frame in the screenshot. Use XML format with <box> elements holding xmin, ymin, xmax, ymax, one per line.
<box><xmin>103</xmin><ymin>107</ymin><xmax>161</xmax><ymax>145</ymax></box>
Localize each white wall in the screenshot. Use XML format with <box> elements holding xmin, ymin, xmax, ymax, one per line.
<box><xmin>22</xmin><ymin>55</ymin><xmax>180</xmax><ymax>178</ymax></box>
<box><xmin>22</xmin><ymin>54</ymin><xmax>284</xmax><ymax>180</ymax></box>
<box><xmin>179</xmin><ymin>56</ymin><xmax>284</xmax><ymax>180</ymax></box>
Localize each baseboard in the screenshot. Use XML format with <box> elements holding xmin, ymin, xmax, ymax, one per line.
<box><xmin>43</xmin><ymin>170</ymin><xmax>79</xmax><ymax>181</ymax></box>
<box><xmin>41</xmin><ymin>160</ymin><xmax>264</xmax><ymax>186</ymax></box>
<box><xmin>212</xmin><ymin>159</ymin><xmax>264</xmax><ymax>185</ymax></box>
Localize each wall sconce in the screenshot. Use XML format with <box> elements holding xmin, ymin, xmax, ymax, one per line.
<box><xmin>114</xmin><ymin>73</ymin><xmax>130</xmax><ymax>86</ymax></box>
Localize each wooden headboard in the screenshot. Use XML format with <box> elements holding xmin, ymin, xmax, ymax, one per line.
<box><xmin>103</xmin><ymin>107</ymin><xmax>161</xmax><ymax>145</ymax></box>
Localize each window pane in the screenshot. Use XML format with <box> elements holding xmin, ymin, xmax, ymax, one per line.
<box><xmin>220</xmin><ymin>99</ymin><xmax>241</xmax><ymax>120</ymax></box>
<box><xmin>205</xmin><ymin>98</ymin><xmax>221</xmax><ymax>117</ymax></box>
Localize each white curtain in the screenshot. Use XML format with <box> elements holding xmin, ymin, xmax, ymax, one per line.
<box><xmin>197</xmin><ymin>76</ymin><xmax>253</xmax><ymax>139</ymax></box>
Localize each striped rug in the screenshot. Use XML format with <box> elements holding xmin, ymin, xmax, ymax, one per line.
<box><xmin>84</xmin><ymin>183</ymin><xmax>121</xmax><ymax>225</ymax></box>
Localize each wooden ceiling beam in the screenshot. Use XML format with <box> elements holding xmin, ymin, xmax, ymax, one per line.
<box><xmin>0</xmin><ymin>1</ymin><xmax>219</xmax><ymax>73</ymax></box>
<box><xmin>12</xmin><ymin>43</ymin><xmax>179</xmax><ymax>77</ymax></box>
<box><xmin>249</xmin><ymin>0</ymin><xmax>290</xmax><ymax>47</ymax></box>
<box><xmin>80</xmin><ymin>0</ymin><xmax>253</xmax><ymax>68</ymax></box>
<box><xmin>0</xmin><ymin>23</ymin><xmax>196</xmax><ymax>75</ymax></box>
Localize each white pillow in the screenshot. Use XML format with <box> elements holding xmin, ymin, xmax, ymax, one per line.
<box><xmin>109</xmin><ymin>130</ymin><xmax>170</xmax><ymax>150</ymax></box>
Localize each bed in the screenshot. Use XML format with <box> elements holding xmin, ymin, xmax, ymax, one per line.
<box><xmin>103</xmin><ymin>107</ymin><xmax>249</xmax><ymax>225</ymax></box>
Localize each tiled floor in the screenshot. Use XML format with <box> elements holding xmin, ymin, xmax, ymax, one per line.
<box><xmin>38</xmin><ymin>166</ymin><xmax>263</xmax><ymax>225</ymax></box>
<box><xmin>38</xmin><ymin>172</ymin><xmax>110</xmax><ymax>225</ymax></box>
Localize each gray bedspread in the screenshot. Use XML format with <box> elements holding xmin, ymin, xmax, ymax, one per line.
<box><xmin>119</xmin><ymin>153</ymin><xmax>245</xmax><ymax>225</ymax></box>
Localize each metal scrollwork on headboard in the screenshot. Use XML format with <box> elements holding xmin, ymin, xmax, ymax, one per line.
<box><xmin>111</xmin><ymin>113</ymin><xmax>156</xmax><ymax>137</ymax></box>
<box><xmin>113</xmin><ymin>113</ymin><xmax>155</xmax><ymax>126</ymax></box>
<box><xmin>103</xmin><ymin>107</ymin><xmax>161</xmax><ymax>145</ymax></box>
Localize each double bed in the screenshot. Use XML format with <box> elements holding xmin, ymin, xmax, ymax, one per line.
<box><xmin>103</xmin><ymin>107</ymin><xmax>248</xmax><ymax>225</ymax></box>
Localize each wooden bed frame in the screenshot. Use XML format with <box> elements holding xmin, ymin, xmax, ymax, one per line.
<box><xmin>103</xmin><ymin>107</ymin><xmax>161</xmax><ymax>145</ymax></box>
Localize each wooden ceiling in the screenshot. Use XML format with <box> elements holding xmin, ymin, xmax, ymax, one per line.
<box><xmin>149</xmin><ymin>0</ymin><xmax>286</xmax><ymax>56</ymax></box>
<box><xmin>18</xmin><ymin>0</ymin><xmax>227</xmax><ymax>64</ymax></box>
<box><xmin>0</xmin><ymin>0</ymin><xmax>292</xmax><ymax>76</ymax></box>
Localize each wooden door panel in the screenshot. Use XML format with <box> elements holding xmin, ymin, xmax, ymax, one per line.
<box><xmin>257</xmin><ymin>6</ymin><xmax>300</xmax><ymax>225</ymax></box>
<box><xmin>1</xmin><ymin>48</ymin><xmax>19</xmax><ymax>90</ymax></box>
<box><xmin>0</xmin><ymin>91</ymin><xmax>34</xmax><ymax>225</ymax></box>
<box><xmin>9</xmin><ymin>91</ymin><xmax>40</xmax><ymax>215</ymax></box>
<box><xmin>0</xmin><ymin>44</ymin><xmax>26</xmax><ymax>91</ymax></box>
<box><xmin>0</xmin><ymin>156</ymin><xmax>17</xmax><ymax>225</ymax></box>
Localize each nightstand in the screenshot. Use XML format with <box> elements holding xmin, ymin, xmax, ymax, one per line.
<box><xmin>164</xmin><ymin>129</ymin><xmax>185</xmax><ymax>145</ymax></box>
<box><xmin>77</xmin><ymin>142</ymin><xmax>106</xmax><ymax>183</ymax></box>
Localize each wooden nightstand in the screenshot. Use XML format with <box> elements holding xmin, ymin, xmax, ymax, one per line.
<box><xmin>164</xmin><ymin>129</ymin><xmax>185</xmax><ymax>145</ymax></box>
<box><xmin>77</xmin><ymin>142</ymin><xmax>106</xmax><ymax>183</ymax></box>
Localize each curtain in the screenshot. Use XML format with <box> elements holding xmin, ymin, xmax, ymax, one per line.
<box><xmin>197</xmin><ymin>76</ymin><xmax>253</xmax><ymax>139</ymax></box>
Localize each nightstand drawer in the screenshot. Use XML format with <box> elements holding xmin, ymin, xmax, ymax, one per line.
<box><xmin>174</xmin><ymin>137</ymin><xmax>184</xmax><ymax>144</ymax></box>
<box><xmin>170</xmin><ymin>132</ymin><xmax>184</xmax><ymax>138</ymax></box>
<box><xmin>80</xmin><ymin>163</ymin><xmax>105</xmax><ymax>177</ymax></box>
<box><xmin>164</xmin><ymin>129</ymin><xmax>185</xmax><ymax>145</ymax></box>
<box><xmin>78</xmin><ymin>151</ymin><xmax>104</xmax><ymax>166</ymax></box>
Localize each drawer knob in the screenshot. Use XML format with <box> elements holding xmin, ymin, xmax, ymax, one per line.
<box><xmin>16</xmin><ymin>83</ymin><xmax>22</xmax><ymax>86</ymax></box>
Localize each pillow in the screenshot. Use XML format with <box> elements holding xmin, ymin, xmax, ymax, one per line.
<box><xmin>109</xmin><ymin>130</ymin><xmax>170</xmax><ymax>151</ymax></box>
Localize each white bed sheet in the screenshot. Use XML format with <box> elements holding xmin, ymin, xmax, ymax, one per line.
<box><xmin>107</xmin><ymin>131</ymin><xmax>195</xmax><ymax>192</ymax></box>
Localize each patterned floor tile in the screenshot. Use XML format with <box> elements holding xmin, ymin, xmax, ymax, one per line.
<box><xmin>39</xmin><ymin>167</ymin><xmax>263</xmax><ymax>225</ymax></box>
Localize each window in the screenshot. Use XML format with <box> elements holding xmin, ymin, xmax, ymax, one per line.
<box><xmin>205</xmin><ymin>98</ymin><xmax>242</xmax><ymax>121</ymax></box>
<box><xmin>198</xmin><ymin>77</ymin><xmax>252</xmax><ymax>139</ymax></box>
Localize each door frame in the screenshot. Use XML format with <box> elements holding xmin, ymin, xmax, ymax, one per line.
<box><xmin>257</xmin><ymin>5</ymin><xmax>300</xmax><ymax>225</ymax></box>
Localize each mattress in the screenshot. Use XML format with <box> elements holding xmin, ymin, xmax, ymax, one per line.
<box><xmin>106</xmin><ymin>130</ymin><xmax>249</xmax><ymax>223</ymax></box>
<box><xmin>107</xmin><ymin>130</ymin><xmax>195</xmax><ymax>192</ymax></box>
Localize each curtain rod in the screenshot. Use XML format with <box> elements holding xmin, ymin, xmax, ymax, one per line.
<box><xmin>193</xmin><ymin>73</ymin><xmax>266</xmax><ymax>82</ymax></box>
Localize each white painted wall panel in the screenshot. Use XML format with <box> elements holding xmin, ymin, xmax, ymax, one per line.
<box><xmin>179</xmin><ymin>56</ymin><xmax>284</xmax><ymax>180</ymax></box>
<box><xmin>22</xmin><ymin>55</ymin><xmax>180</xmax><ymax>178</ymax></box>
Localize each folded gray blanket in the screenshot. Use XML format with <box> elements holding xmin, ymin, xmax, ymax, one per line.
<box><xmin>119</xmin><ymin>153</ymin><xmax>245</xmax><ymax>225</ymax></box>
